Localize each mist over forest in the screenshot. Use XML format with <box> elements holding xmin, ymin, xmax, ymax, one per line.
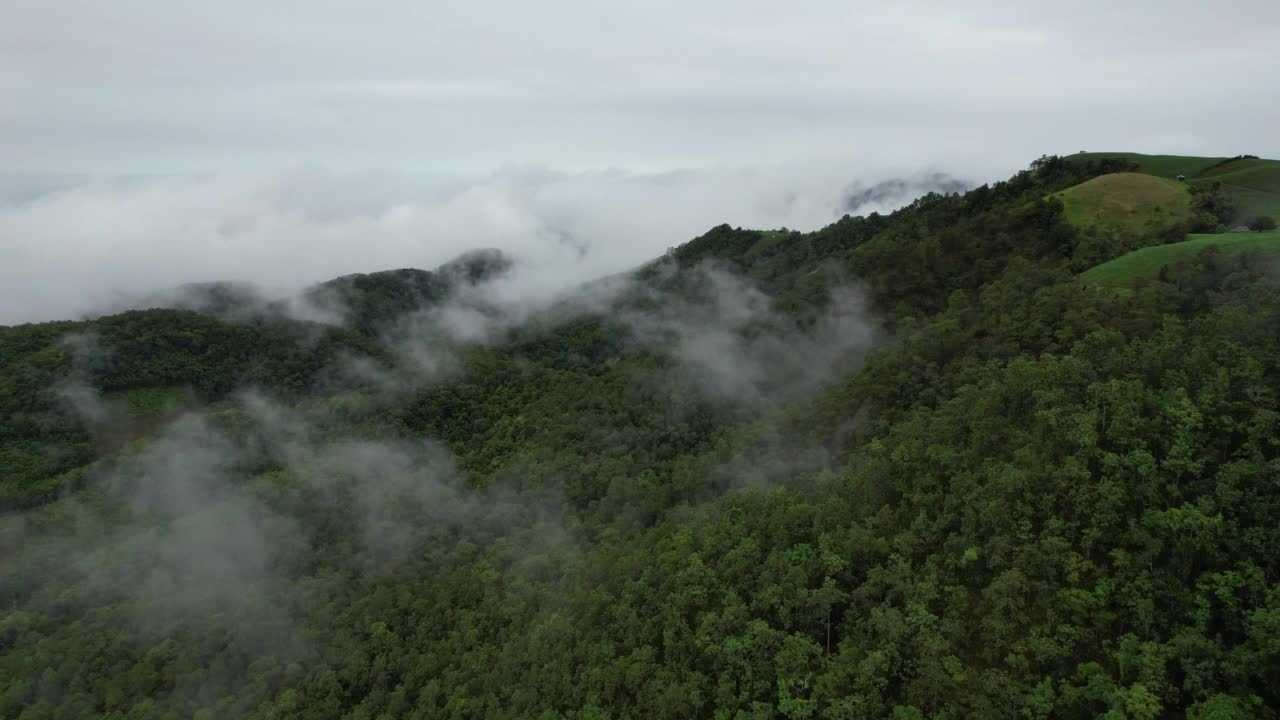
<box><xmin>5</xmin><ymin>1</ymin><xmax>1280</xmax><ymax>717</ymax></box>
<box><xmin>5</xmin><ymin>152</ymin><xmax>1280</xmax><ymax>718</ymax></box>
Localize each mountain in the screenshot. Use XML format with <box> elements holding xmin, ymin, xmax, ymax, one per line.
<box><xmin>100</xmin><ymin>248</ymin><xmax>517</xmax><ymax>332</ymax></box>
<box><xmin>103</xmin><ymin>281</ymin><xmax>282</xmax><ymax>323</ymax></box>
<box><xmin>3</xmin><ymin>153</ymin><xmax>1280</xmax><ymax>719</ymax></box>
<box><xmin>303</xmin><ymin>248</ymin><xmax>515</xmax><ymax>334</ymax></box>
<box><xmin>842</xmin><ymin>172</ymin><xmax>971</xmax><ymax>214</ymax></box>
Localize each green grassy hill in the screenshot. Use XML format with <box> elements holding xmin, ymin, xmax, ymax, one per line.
<box><xmin>1051</xmin><ymin>171</ymin><xmax>1191</xmax><ymax>233</ymax></box>
<box><xmin>1193</xmin><ymin>157</ymin><xmax>1280</xmax><ymax>221</ymax></box>
<box><xmin>1070</xmin><ymin>152</ymin><xmax>1280</xmax><ymax>224</ymax></box>
<box><xmin>1079</xmin><ymin>230</ymin><xmax>1280</xmax><ymax>288</ymax></box>
<box><xmin>1070</xmin><ymin>151</ymin><xmax>1229</xmax><ymax>178</ymax></box>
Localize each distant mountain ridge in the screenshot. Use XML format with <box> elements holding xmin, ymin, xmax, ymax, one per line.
<box><xmin>103</xmin><ymin>248</ymin><xmax>515</xmax><ymax>333</ymax></box>
<box><xmin>304</xmin><ymin>248</ymin><xmax>514</xmax><ymax>334</ymax></box>
<box><xmin>843</xmin><ymin>171</ymin><xmax>970</xmax><ymax>214</ymax></box>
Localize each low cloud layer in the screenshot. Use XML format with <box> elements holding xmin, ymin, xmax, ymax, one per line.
<box><xmin>0</xmin><ymin>164</ymin><xmax>955</xmax><ymax>325</ymax></box>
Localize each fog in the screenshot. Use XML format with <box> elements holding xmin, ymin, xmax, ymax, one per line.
<box><xmin>0</xmin><ymin>164</ymin><xmax>965</xmax><ymax>325</ymax></box>
<box><xmin>619</xmin><ymin>262</ymin><xmax>876</xmax><ymax>407</ymax></box>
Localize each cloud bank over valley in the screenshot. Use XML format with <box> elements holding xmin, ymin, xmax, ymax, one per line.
<box><xmin>0</xmin><ymin>164</ymin><xmax>967</xmax><ymax>324</ymax></box>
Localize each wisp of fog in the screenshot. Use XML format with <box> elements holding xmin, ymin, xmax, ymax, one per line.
<box><xmin>0</xmin><ymin>164</ymin><xmax>967</xmax><ymax>325</ymax></box>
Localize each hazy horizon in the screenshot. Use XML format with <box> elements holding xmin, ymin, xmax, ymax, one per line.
<box><xmin>3</xmin><ymin>0</ymin><xmax>1278</xmax><ymax>322</ymax></box>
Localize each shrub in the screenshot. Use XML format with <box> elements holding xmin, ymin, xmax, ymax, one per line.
<box><xmin>1248</xmin><ymin>215</ymin><xmax>1276</xmax><ymax>232</ymax></box>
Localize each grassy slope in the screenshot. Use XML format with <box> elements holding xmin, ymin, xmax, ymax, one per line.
<box><xmin>1192</xmin><ymin>158</ymin><xmax>1280</xmax><ymax>221</ymax></box>
<box><xmin>1070</xmin><ymin>152</ymin><xmax>1228</xmax><ymax>178</ymax></box>
<box><xmin>1079</xmin><ymin>230</ymin><xmax>1280</xmax><ymax>287</ymax></box>
<box><xmin>1071</xmin><ymin>152</ymin><xmax>1280</xmax><ymax>223</ymax></box>
<box><xmin>1051</xmin><ymin>172</ymin><xmax>1191</xmax><ymax>233</ymax></box>
<box><xmin>1196</xmin><ymin>157</ymin><xmax>1279</xmax><ymax>182</ymax></box>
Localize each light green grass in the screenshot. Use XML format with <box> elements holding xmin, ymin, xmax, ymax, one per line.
<box><xmin>1053</xmin><ymin>172</ymin><xmax>1192</xmax><ymax>233</ymax></box>
<box><xmin>1195</xmin><ymin>157</ymin><xmax>1278</xmax><ymax>181</ymax></box>
<box><xmin>1069</xmin><ymin>153</ymin><xmax>1280</xmax><ymax>225</ymax></box>
<box><xmin>1079</xmin><ymin>231</ymin><xmax>1280</xmax><ymax>288</ymax></box>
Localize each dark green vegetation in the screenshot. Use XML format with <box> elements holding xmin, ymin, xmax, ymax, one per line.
<box><xmin>4</xmin><ymin>153</ymin><xmax>1280</xmax><ymax>719</ymax></box>
<box><xmin>0</xmin><ymin>311</ymin><xmax>382</xmax><ymax>509</ymax></box>
<box><xmin>304</xmin><ymin>249</ymin><xmax>514</xmax><ymax>335</ymax></box>
<box><xmin>1079</xmin><ymin>231</ymin><xmax>1280</xmax><ymax>289</ymax></box>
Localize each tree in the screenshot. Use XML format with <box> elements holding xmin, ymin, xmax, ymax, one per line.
<box><xmin>1189</xmin><ymin>181</ymin><xmax>1236</xmax><ymax>231</ymax></box>
<box><xmin>1248</xmin><ymin>215</ymin><xmax>1276</xmax><ymax>232</ymax></box>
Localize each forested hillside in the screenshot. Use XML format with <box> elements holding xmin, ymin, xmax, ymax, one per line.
<box><xmin>3</xmin><ymin>154</ymin><xmax>1279</xmax><ymax>719</ymax></box>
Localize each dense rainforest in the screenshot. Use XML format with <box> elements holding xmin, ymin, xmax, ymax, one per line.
<box><xmin>2</xmin><ymin>154</ymin><xmax>1279</xmax><ymax>719</ymax></box>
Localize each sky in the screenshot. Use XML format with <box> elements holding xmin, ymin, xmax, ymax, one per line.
<box><xmin>2</xmin><ymin>0</ymin><xmax>1278</xmax><ymax>322</ymax></box>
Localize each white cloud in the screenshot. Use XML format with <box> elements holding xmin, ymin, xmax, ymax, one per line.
<box><xmin>0</xmin><ymin>162</ymin><xmax>958</xmax><ymax>324</ymax></box>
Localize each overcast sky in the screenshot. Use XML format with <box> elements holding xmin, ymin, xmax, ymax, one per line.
<box><xmin>2</xmin><ymin>0</ymin><xmax>1278</xmax><ymax>322</ymax></box>
<box><xmin>6</xmin><ymin>0</ymin><xmax>1279</xmax><ymax>172</ymax></box>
